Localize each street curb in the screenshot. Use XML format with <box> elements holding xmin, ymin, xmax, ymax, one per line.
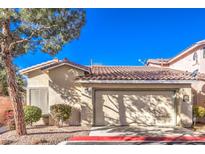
<box><xmin>68</xmin><ymin>135</ymin><xmax>205</xmax><ymax>142</ymax></box>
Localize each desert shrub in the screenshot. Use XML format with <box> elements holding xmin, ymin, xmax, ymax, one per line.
<box><xmin>193</xmin><ymin>105</ymin><xmax>205</xmax><ymax>118</ymax></box>
<box><xmin>0</xmin><ymin>139</ymin><xmax>13</xmax><ymax>145</ymax></box>
<box><xmin>31</xmin><ymin>138</ymin><xmax>48</xmax><ymax>145</ymax></box>
<box><xmin>50</xmin><ymin>104</ymin><xmax>72</xmax><ymax>127</ymax></box>
<box><xmin>23</xmin><ymin>106</ymin><xmax>42</xmax><ymax>126</ymax></box>
<box><xmin>4</xmin><ymin>110</ymin><xmax>15</xmax><ymax>130</ymax></box>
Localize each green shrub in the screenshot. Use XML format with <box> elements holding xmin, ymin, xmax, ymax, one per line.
<box><xmin>193</xmin><ymin>105</ymin><xmax>205</xmax><ymax>118</ymax></box>
<box><xmin>50</xmin><ymin>104</ymin><xmax>72</xmax><ymax>127</ymax></box>
<box><xmin>23</xmin><ymin>106</ymin><xmax>42</xmax><ymax>126</ymax></box>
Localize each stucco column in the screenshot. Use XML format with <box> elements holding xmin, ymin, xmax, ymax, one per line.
<box><xmin>178</xmin><ymin>88</ymin><xmax>193</xmax><ymax>127</ymax></box>
<box><xmin>80</xmin><ymin>87</ymin><xmax>93</xmax><ymax>126</ymax></box>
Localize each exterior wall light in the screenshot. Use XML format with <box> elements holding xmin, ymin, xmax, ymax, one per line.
<box><xmin>183</xmin><ymin>95</ymin><xmax>189</xmax><ymax>102</ymax></box>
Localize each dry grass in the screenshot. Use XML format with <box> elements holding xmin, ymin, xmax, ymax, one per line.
<box><xmin>0</xmin><ymin>125</ymin><xmax>90</xmax><ymax>145</ymax></box>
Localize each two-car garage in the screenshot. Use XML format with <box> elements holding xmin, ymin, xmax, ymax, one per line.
<box><xmin>94</xmin><ymin>90</ymin><xmax>176</xmax><ymax>127</ymax></box>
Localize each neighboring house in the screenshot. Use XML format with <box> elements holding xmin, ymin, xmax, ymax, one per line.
<box><xmin>147</xmin><ymin>40</ymin><xmax>205</xmax><ymax>73</ymax></box>
<box><xmin>147</xmin><ymin>40</ymin><xmax>205</xmax><ymax>110</ymax></box>
<box><xmin>0</xmin><ymin>96</ymin><xmax>12</xmax><ymax>124</ymax></box>
<box><xmin>20</xmin><ymin>55</ymin><xmax>204</xmax><ymax>128</ymax></box>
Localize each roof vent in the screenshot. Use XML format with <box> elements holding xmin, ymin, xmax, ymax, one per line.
<box><xmin>53</xmin><ymin>58</ymin><xmax>59</xmax><ymax>62</ymax></box>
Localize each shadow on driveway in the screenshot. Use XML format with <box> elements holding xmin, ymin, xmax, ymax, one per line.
<box><xmin>89</xmin><ymin>126</ymin><xmax>205</xmax><ymax>137</ymax></box>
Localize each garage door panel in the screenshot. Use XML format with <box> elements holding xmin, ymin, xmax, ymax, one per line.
<box><xmin>95</xmin><ymin>93</ymin><xmax>120</xmax><ymax>125</ymax></box>
<box><xmin>95</xmin><ymin>90</ymin><xmax>176</xmax><ymax>127</ymax></box>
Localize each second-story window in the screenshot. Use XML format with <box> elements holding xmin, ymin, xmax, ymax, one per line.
<box><xmin>193</xmin><ymin>52</ymin><xmax>198</xmax><ymax>61</ymax></box>
<box><xmin>203</xmin><ymin>47</ymin><xmax>205</xmax><ymax>58</ymax></box>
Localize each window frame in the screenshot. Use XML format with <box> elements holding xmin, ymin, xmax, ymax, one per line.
<box><xmin>28</xmin><ymin>87</ymin><xmax>49</xmax><ymax>113</ymax></box>
<box><xmin>193</xmin><ymin>52</ymin><xmax>198</xmax><ymax>61</ymax></box>
<box><xmin>203</xmin><ymin>47</ymin><xmax>205</xmax><ymax>59</ymax></box>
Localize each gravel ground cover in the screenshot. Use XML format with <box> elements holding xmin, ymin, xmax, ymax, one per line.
<box><xmin>0</xmin><ymin>125</ymin><xmax>90</xmax><ymax>145</ymax></box>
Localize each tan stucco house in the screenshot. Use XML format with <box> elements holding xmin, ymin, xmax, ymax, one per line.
<box><xmin>20</xmin><ymin>40</ymin><xmax>205</xmax><ymax>128</ymax></box>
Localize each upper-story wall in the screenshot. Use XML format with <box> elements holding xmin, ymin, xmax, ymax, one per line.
<box><xmin>147</xmin><ymin>41</ymin><xmax>205</xmax><ymax>74</ymax></box>
<box><xmin>27</xmin><ymin>64</ymin><xmax>85</xmax><ymax>88</ymax></box>
<box><xmin>199</xmin><ymin>47</ymin><xmax>205</xmax><ymax>73</ymax></box>
<box><xmin>169</xmin><ymin>47</ymin><xmax>205</xmax><ymax>73</ymax></box>
<box><xmin>27</xmin><ymin>69</ymin><xmax>50</xmax><ymax>87</ymax></box>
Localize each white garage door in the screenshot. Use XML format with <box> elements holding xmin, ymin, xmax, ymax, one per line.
<box><xmin>94</xmin><ymin>90</ymin><xmax>176</xmax><ymax>127</ymax></box>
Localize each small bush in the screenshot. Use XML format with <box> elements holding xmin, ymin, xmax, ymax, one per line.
<box><xmin>50</xmin><ymin>104</ymin><xmax>72</xmax><ymax>127</ymax></box>
<box><xmin>0</xmin><ymin>139</ymin><xmax>13</xmax><ymax>145</ymax></box>
<box><xmin>193</xmin><ymin>105</ymin><xmax>205</xmax><ymax>118</ymax></box>
<box><xmin>24</xmin><ymin>106</ymin><xmax>42</xmax><ymax>126</ymax></box>
<box><xmin>31</xmin><ymin>138</ymin><xmax>48</xmax><ymax>145</ymax></box>
<box><xmin>4</xmin><ymin>110</ymin><xmax>15</xmax><ymax>130</ymax></box>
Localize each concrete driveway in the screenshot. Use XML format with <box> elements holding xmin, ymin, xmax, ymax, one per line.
<box><xmin>89</xmin><ymin>126</ymin><xmax>204</xmax><ymax>137</ymax></box>
<box><xmin>60</xmin><ymin>126</ymin><xmax>205</xmax><ymax>145</ymax></box>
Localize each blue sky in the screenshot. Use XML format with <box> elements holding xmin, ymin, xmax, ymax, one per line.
<box><xmin>14</xmin><ymin>8</ymin><xmax>205</xmax><ymax>69</ymax></box>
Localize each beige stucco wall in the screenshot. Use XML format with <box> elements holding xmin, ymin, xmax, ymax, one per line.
<box><xmin>26</xmin><ymin>66</ymin><xmax>193</xmax><ymax>127</ymax></box>
<box><xmin>26</xmin><ymin>70</ymin><xmax>50</xmax><ymax>108</ymax></box>
<box><xmin>148</xmin><ymin>46</ymin><xmax>205</xmax><ymax>73</ymax></box>
<box><xmin>26</xmin><ymin>65</ymin><xmax>91</xmax><ymax>126</ymax></box>
<box><xmin>48</xmin><ymin>65</ymin><xmax>92</xmax><ymax>125</ymax></box>
<box><xmin>48</xmin><ymin>65</ymin><xmax>84</xmax><ymax>106</ymax></box>
<box><xmin>27</xmin><ymin>70</ymin><xmax>49</xmax><ymax>87</ymax></box>
<box><xmin>169</xmin><ymin>49</ymin><xmax>201</xmax><ymax>73</ymax></box>
<box><xmin>191</xmin><ymin>81</ymin><xmax>205</xmax><ymax>107</ymax></box>
<box><xmin>175</xmin><ymin>87</ymin><xmax>193</xmax><ymax>127</ymax></box>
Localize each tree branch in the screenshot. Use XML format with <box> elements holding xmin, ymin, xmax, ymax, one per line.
<box><xmin>9</xmin><ymin>25</ymin><xmax>58</xmax><ymax>50</ymax></box>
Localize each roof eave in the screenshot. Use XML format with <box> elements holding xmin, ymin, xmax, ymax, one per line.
<box><xmin>41</xmin><ymin>62</ymin><xmax>91</xmax><ymax>73</ymax></box>
<box><xmin>19</xmin><ymin>60</ymin><xmax>58</xmax><ymax>75</ymax></box>
<box><xmin>76</xmin><ymin>79</ymin><xmax>195</xmax><ymax>84</ymax></box>
<box><xmin>168</xmin><ymin>41</ymin><xmax>205</xmax><ymax>64</ymax></box>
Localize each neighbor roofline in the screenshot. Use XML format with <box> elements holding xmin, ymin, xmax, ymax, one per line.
<box><xmin>147</xmin><ymin>40</ymin><xmax>205</xmax><ymax>66</ymax></box>
<box><xmin>168</xmin><ymin>40</ymin><xmax>205</xmax><ymax>64</ymax></box>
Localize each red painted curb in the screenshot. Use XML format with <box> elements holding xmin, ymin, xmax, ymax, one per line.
<box><xmin>68</xmin><ymin>136</ymin><xmax>205</xmax><ymax>142</ymax></box>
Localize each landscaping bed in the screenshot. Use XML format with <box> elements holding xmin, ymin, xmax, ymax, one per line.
<box><xmin>0</xmin><ymin>125</ymin><xmax>90</xmax><ymax>145</ymax></box>
<box><xmin>193</xmin><ymin>123</ymin><xmax>205</xmax><ymax>131</ymax></box>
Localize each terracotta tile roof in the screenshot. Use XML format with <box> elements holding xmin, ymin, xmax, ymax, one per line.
<box><xmin>196</xmin><ymin>73</ymin><xmax>205</xmax><ymax>81</ymax></box>
<box><xmin>78</xmin><ymin>66</ymin><xmax>204</xmax><ymax>81</ymax></box>
<box><xmin>20</xmin><ymin>58</ymin><xmax>205</xmax><ymax>81</ymax></box>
